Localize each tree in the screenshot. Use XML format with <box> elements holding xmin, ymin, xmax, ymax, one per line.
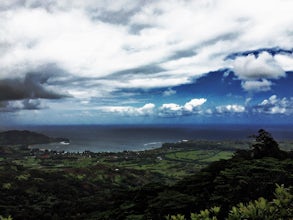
<box><xmin>250</xmin><ymin>129</ymin><xmax>281</xmax><ymax>158</ymax></box>
<box><xmin>228</xmin><ymin>184</ymin><xmax>292</xmax><ymax>220</ymax></box>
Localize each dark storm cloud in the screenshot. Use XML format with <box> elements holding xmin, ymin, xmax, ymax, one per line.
<box><xmin>0</xmin><ymin>99</ymin><xmax>43</xmax><ymax>112</ymax></box>
<box><xmin>0</xmin><ymin>73</ymin><xmax>67</xmax><ymax>101</ymax></box>
<box><xmin>22</xmin><ymin>99</ymin><xmax>42</xmax><ymax>110</ymax></box>
<box><xmin>0</xmin><ymin>99</ymin><xmax>42</xmax><ymax>112</ymax></box>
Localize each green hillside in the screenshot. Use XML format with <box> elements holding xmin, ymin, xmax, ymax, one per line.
<box><xmin>0</xmin><ymin>129</ymin><xmax>292</xmax><ymax>219</ymax></box>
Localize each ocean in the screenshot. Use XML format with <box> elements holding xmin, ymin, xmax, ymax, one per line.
<box><xmin>3</xmin><ymin>124</ymin><xmax>293</xmax><ymax>152</ymax></box>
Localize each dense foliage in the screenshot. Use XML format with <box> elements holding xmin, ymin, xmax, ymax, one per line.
<box><xmin>166</xmin><ymin>184</ymin><xmax>292</xmax><ymax>220</ymax></box>
<box><xmin>0</xmin><ymin>129</ymin><xmax>292</xmax><ymax>219</ymax></box>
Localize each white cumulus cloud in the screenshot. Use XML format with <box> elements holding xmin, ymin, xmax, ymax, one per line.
<box><xmin>101</xmin><ymin>103</ymin><xmax>156</xmax><ymax>117</ymax></box>
<box><xmin>233</xmin><ymin>52</ymin><xmax>285</xmax><ymax>80</ymax></box>
<box><xmin>163</xmin><ymin>88</ymin><xmax>176</xmax><ymax>96</ymax></box>
<box><xmin>160</xmin><ymin>103</ymin><xmax>182</xmax><ymax>112</ymax></box>
<box><xmin>184</xmin><ymin>98</ymin><xmax>207</xmax><ymax>111</ymax></box>
<box><xmin>216</xmin><ymin>104</ymin><xmax>245</xmax><ymax>113</ymax></box>
<box><xmin>232</xmin><ymin>52</ymin><xmax>287</xmax><ymax>92</ymax></box>
<box><xmin>274</xmin><ymin>54</ymin><xmax>293</xmax><ymax>71</ymax></box>
<box><xmin>254</xmin><ymin>95</ymin><xmax>292</xmax><ymax>114</ymax></box>
<box><xmin>241</xmin><ymin>79</ymin><xmax>273</xmax><ymax>92</ymax></box>
<box><xmin>159</xmin><ymin>98</ymin><xmax>207</xmax><ymax>117</ymax></box>
<box><xmin>101</xmin><ymin>98</ymin><xmax>207</xmax><ymax>117</ymax></box>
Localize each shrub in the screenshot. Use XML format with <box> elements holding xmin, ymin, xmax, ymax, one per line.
<box><xmin>166</xmin><ymin>184</ymin><xmax>292</xmax><ymax>220</ymax></box>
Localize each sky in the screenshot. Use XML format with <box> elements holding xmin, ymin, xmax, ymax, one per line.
<box><xmin>0</xmin><ymin>0</ymin><xmax>293</xmax><ymax>125</ymax></box>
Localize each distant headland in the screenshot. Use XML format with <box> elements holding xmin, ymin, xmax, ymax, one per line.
<box><xmin>0</xmin><ymin>130</ymin><xmax>70</xmax><ymax>146</ymax></box>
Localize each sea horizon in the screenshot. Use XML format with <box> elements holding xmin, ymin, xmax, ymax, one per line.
<box><xmin>1</xmin><ymin>124</ymin><xmax>292</xmax><ymax>153</ymax></box>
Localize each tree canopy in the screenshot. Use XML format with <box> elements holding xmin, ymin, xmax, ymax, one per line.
<box><xmin>250</xmin><ymin>129</ymin><xmax>283</xmax><ymax>158</ymax></box>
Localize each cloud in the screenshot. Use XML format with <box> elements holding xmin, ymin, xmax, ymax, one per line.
<box><xmin>241</xmin><ymin>79</ymin><xmax>273</xmax><ymax>92</ymax></box>
<box><xmin>159</xmin><ymin>103</ymin><xmax>182</xmax><ymax>116</ymax></box>
<box><xmin>233</xmin><ymin>52</ymin><xmax>285</xmax><ymax>80</ymax></box>
<box><xmin>0</xmin><ymin>0</ymin><xmax>293</xmax><ymax>121</ymax></box>
<box><xmin>254</xmin><ymin>95</ymin><xmax>292</xmax><ymax>114</ymax></box>
<box><xmin>216</xmin><ymin>104</ymin><xmax>245</xmax><ymax>114</ymax></box>
<box><xmin>101</xmin><ymin>103</ymin><xmax>155</xmax><ymax>117</ymax></box>
<box><xmin>0</xmin><ymin>99</ymin><xmax>44</xmax><ymax>112</ymax></box>
<box><xmin>163</xmin><ymin>88</ymin><xmax>176</xmax><ymax>96</ymax></box>
<box><xmin>101</xmin><ymin>98</ymin><xmax>207</xmax><ymax>117</ymax></box>
<box><xmin>0</xmin><ymin>1</ymin><xmax>292</xmax><ymax>94</ymax></box>
<box><xmin>232</xmin><ymin>52</ymin><xmax>287</xmax><ymax>92</ymax></box>
<box><xmin>226</xmin><ymin>47</ymin><xmax>293</xmax><ymax>60</ymax></box>
<box><xmin>159</xmin><ymin>98</ymin><xmax>207</xmax><ymax>117</ymax></box>
<box><xmin>274</xmin><ymin>54</ymin><xmax>293</xmax><ymax>71</ymax></box>
<box><xmin>0</xmin><ymin>0</ymin><xmax>142</xmax><ymax>14</ymax></box>
<box><xmin>0</xmin><ymin>73</ymin><xmax>68</xmax><ymax>101</ymax></box>
<box><xmin>184</xmin><ymin>98</ymin><xmax>207</xmax><ymax>111</ymax></box>
<box><xmin>22</xmin><ymin>99</ymin><xmax>45</xmax><ymax>110</ymax></box>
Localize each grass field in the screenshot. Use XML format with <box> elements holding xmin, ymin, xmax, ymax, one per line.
<box><xmin>164</xmin><ymin>149</ymin><xmax>233</xmax><ymax>164</ymax></box>
<box><xmin>97</xmin><ymin>147</ymin><xmax>235</xmax><ymax>181</ymax></box>
<box><xmin>2</xmin><ymin>140</ymin><xmax>237</xmax><ymax>184</ymax></box>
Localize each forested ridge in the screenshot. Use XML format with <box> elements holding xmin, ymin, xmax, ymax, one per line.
<box><xmin>0</xmin><ymin>130</ymin><xmax>69</xmax><ymax>145</ymax></box>
<box><xmin>0</xmin><ymin>129</ymin><xmax>292</xmax><ymax>219</ymax></box>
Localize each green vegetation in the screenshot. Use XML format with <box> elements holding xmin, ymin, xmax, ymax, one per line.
<box><xmin>0</xmin><ymin>129</ymin><xmax>292</xmax><ymax>219</ymax></box>
<box><xmin>0</xmin><ymin>130</ymin><xmax>69</xmax><ymax>146</ymax></box>
<box><xmin>166</xmin><ymin>184</ymin><xmax>292</xmax><ymax>220</ymax></box>
<box><xmin>0</xmin><ymin>216</ymin><xmax>12</xmax><ymax>220</ymax></box>
<box><xmin>165</xmin><ymin>150</ymin><xmax>232</xmax><ymax>161</ymax></box>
